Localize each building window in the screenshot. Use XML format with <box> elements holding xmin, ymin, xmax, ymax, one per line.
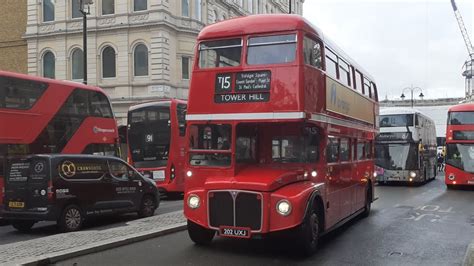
<box><xmin>72</xmin><ymin>0</ymin><xmax>82</xmax><ymax>18</ymax></box>
<box><xmin>43</xmin><ymin>0</ymin><xmax>55</xmax><ymax>22</ymax></box>
<box><xmin>194</xmin><ymin>0</ymin><xmax>201</xmax><ymax>21</ymax></box>
<box><xmin>247</xmin><ymin>0</ymin><xmax>253</xmax><ymax>13</ymax></box>
<box><xmin>134</xmin><ymin>0</ymin><xmax>147</xmax><ymax>11</ymax></box>
<box><xmin>71</xmin><ymin>48</ymin><xmax>84</xmax><ymax>80</ymax></box>
<box><xmin>134</xmin><ymin>44</ymin><xmax>148</xmax><ymax>76</ymax></box>
<box><xmin>43</xmin><ymin>51</ymin><xmax>55</xmax><ymax>79</ymax></box>
<box><xmin>257</xmin><ymin>0</ymin><xmax>261</xmax><ymax>13</ymax></box>
<box><xmin>102</xmin><ymin>46</ymin><xmax>116</xmax><ymax>78</ymax></box>
<box><xmin>182</xmin><ymin>0</ymin><xmax>189</xmax><ymax>17</ymax></box>
<box><xmin>213</xmin><ymin>10</ymin><xmax>218</xmax><ymax>23</ymax></box>
<box><xmin>182</xmin><ymin>57</ymin><xmax>190</xmax><ymax>80</ymax></box>
<box><xmin>102</xmin><ymin>0</ymin><xmax>115</xmax><ymax>15</ymax></box>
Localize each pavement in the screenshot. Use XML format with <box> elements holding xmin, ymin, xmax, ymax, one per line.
<box><xmin>0</xmin><ymin>210</ymin><xmax>187</xmax><ymax>265</ymax></box>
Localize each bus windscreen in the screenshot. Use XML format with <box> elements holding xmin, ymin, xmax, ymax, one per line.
<box><xmin>128</xmin><ymin>106</ymin><xmax>171</xmax><ymax>168</ymax></box>
<box><xmin>448</xmin><ymin>111</ymin><xmax>474</xmax><ymax>125</ymax></box>
<box><xmin>247</xmin><ymin>34</ymin><xmax>297</xmax><ymax>65</ymax></box>
<box><xmin>379</xmin><ymin>114</ymin><xmax>414</xmax><ymax>127</ymax></box>
<box><xmin>375</xmin><ymin>143</ymin><xmax>418</xmax><ymax>170</ymax></box>
<box><xmin>446</xmin><ymin>143</ymin><xmax>474</xmax><ymax>173</ymax></box>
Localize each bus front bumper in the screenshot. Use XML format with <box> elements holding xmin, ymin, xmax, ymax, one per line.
<box><xmin>377</xmin><ymin>170</ymin><xmax>422</xmax><ymax>183</ymax></box>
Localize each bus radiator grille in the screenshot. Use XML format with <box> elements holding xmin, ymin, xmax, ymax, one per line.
<box><xmin>208</xmin><ymin>191</ymin><xmax>262</xmax><ymax>231</ymax></box>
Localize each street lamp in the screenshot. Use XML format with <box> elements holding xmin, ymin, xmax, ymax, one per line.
<box><xmin>400</xmin><ymin>85</ymin><xmax>424</xmax><ymax>108</ymax></box>
<box><xmin>79</xmin><ymin>0</ymin><xmax>93</xmax><ymax>84</ymax></box>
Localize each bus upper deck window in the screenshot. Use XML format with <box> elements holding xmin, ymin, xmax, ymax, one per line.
<box><xmin>247</xmin><ymin>34</ymin><xmax>297</xmax><ymax>65</ymax></box>
<box><xmin>199</xmin><ymin>39</ymin><xmax>242</xmax><ymax>68</ymax></box>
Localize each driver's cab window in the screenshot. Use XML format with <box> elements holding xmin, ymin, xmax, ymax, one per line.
<box><xmin>109</xmin><ymin>161</ymin><xmax>134</xmax><ymax>181</ymax></box>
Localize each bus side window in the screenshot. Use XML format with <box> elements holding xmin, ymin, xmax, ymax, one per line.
<box><xmin>177</xmin><ymin>103</ymin><xmax>187</xmax><ymax>137</ymax></box>
<box><xmin>303</xmin><ymin>37</ymin><xmax>322</xmax><ymax>69</ymax></box>
<box><xmin>352</xmin><ymin>139</ymin><xmax>357</xmax><ymax>161</ymax></box>
<box><xmin>357</xmin><ymin>142</ymin><xmax>365</xmax><ymax>160</ymax></box>
<box><xmin>355</xmin><ymin>70</ymin><xmax>363</xmax><ymax>94</ymax></box>
<box><xmin>340</xmin><ymin>138</ymin><xmax>350</xmax><ymax>161</ymax></box>
<box><xmin>365</xmin><ymin>142</ymin><xmax>372</xmax><ymax>159</ymax></box>
<box><xmin>326</xmin><ymin>137</ymin><xmax>339</xmax><ymax>163</ymax></box>
<box><xmin>325</xmin><ymin>48</ymin><xmax>338</xmax><ymax>79</ymax></box>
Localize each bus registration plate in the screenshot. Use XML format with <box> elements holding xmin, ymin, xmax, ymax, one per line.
<box><xmin>8</xmin><ymin>201</ymin><xmax>25</xmax><ymax>208</ymax></box>
<box><xmin>219</xmin><ymin>226</ymin><xmax>251</xmax><ymax>238</ymax></box>
<box><xmin>152</xmin><ymin>170</ymin><xmax>165</xmax><ymax>181</ymax></box>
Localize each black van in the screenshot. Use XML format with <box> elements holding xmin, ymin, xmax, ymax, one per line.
<box><xmin>2</xmin><ymin>154</ymin><xmax>159</xmax><ymax>232</ymax></box>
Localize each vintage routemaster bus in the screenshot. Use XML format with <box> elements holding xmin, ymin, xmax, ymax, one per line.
<box><xmin>0</xmin><ymin>70</ymin><xmax>119</xmax><ymax>216</ymax></box>
<box><xmin>127</xmin><ymin>100</ymin><xmax>187</xmax><ymax>195</ymax></box>
<box><xmin>183</xmin><ymin>15</ymin><xmax>379</xmax><ymax>254</ymax></box>
<box><xmin>375</xmin><ymin>108</ymin><xmax>437</xmax><ymax>184</ymax></box>
<box><xmin>445</xmin><ymin>103</ymin><xmax>474</xmax><ymax>188</ymax></box>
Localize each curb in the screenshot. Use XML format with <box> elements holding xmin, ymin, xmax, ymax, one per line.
<box><xmin>464</xmin><ymin>242</ymin><xmax>474</xmax><ymax>266</ymax></box>
<box><xmin>19</xmin><ymin>222</ymin><xmax>187</xmax><ymax>266</ymax></box>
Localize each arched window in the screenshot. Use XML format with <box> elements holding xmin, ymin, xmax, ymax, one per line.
<box><xmin>213</xmin><ymin>10</ymin><xmax>218</xmax><ymax>23</ymax></box>
<box><xmin>43</xmin><ymin>0</ymin><xmax>55</xmax><ymax>22</ymax></box>
<box><xmin>134</xmin><ymin>0</ymin><xmax>147</xmax><ymax>11</ymax></box>
<box><xmin>71</xmin><ymin>48</ymin><xmax>84</xmax><ymax>80</ymax></box>
<box><xmin>43</xmin><ymin>51</ymin><xmax>55</xmax><ymax>79</ymax></box>
<box><xmin>134</xmin><ymin>44</ymin><xmax>148</xmax><ymax>76</ymax></box>
<box><xmin>102</xmin><ymin>46</ymin><xmax>116</xmax><ymax>78</ymax></box>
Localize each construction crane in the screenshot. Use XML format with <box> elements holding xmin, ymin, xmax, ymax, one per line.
<box><xmin>450</xmin><ymin>0</ymin><xmax>474</xmax><ymax>101</ymax></box>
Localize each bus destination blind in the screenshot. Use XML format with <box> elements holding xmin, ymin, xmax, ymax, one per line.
<box><xmin>215</xmin><ymin>71</ymin><xmax>271</xmax><ymax>103</ymax></box>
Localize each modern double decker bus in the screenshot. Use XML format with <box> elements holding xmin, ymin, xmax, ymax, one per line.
<box><xmin>183</xmin><ymin>15</ymin><xmax>379</xmax><ymax>254</ymax></box>
<box><xmin>445</xmin><ymin>103</ymin><xmax>474</xmax><ymax>188</ymax></box>
<box><xmin>0</xmin><ymin>70</ymin><xmax>119</xmax><ymax>215</ymax></box>
<box><xmin>127</xmin><ymin>99</ymin><xmax>187</xmax><ymax>196</ymax></box>
<box><xmin>375</xmin><ymin>108</ymin><xmax>437</xmax><ymax>184</ymax></box>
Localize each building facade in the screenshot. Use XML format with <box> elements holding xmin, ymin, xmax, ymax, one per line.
<box><xmin>0</xmin><ymin>0</ymin><xmax>28</xmax><ymax>73</ymax></box>
<box><xmin>25</xmin><ymin>0</ymin><xmax>304</xmax><ymax>125</ymax></box>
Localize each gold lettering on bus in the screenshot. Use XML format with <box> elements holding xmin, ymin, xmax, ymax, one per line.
<box><xmin>325</xmin><ymin>77</ymin><xmax>374</xmax><ymax>125</ymax></box>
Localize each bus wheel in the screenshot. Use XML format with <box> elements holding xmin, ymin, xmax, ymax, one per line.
<box><xmin>361</xmin><ymin>186</ymin><xmax>372</xmax><ymax>218</ymax></box>
<box><xmin>138</xmin><ymin>195</ymin><xmax>157</xmax><ymax>218</ymax></box>
<box><xmin>447</xmin><ymin>184</ymin><xmax>455</xmax><ymax>190</ymax></box>
<box><xmin>11</xmin><ymin>220</ymin><xmax>36</xmax><ymax>233</ymax></box>
<box><xmin>58</xmin><ymin>204</ymin><xmax>83</xmax><ymax>232</ymax></box>
<box><xmin>297</xmin><ymin>207</ymin><xmax>320</xmax><ymax>256</ymax></box>
<box><xmin>187</xmin><ymin>220</ymin><xmax>215</xmax><ymax>245</ymax></box>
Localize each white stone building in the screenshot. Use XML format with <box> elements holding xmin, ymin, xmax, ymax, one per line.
<box><xmin>25</xmin><ymin>0</ymin><xmax>304</xmax><ymax>124</ymax></box>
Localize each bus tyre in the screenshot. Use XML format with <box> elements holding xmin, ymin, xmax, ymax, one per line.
<box><xmin>362</xmin><ymin>187</ymin><xmax>372</xmax><ymax>218</ymax></box>
<box><xmin>58</xmin><ymin>205</ymin><xmax>83</xmax><ymax>232</ymax></box>
<box><xmin>187</xmin><ymin>220</ymin><xmax>215</xmax><ymax>245</ymax></box>
<box><xmin>447</xmin><ymin>184</ymin><xmax>455</xmax><ymax>190</ymax></box>
<box><xmin>11</xmin><ymin>220</ymin><xmax>35</xmax><ymax>233</ymax></box>
<box><xmin>297</xmin><ymin>207</ymin><xmax>320</xmax><ymax>256</ymax></box>
<box><xmin>138</xmin><ymin>195</ymin><xmax>158</xmax><ymax>218</ymax></box>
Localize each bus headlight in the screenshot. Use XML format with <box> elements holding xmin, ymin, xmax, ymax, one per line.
<box><xmin>187</xmin><ymin>194</ymin><xmax>200</xmax><ymax>209</ymax></box>
<box><xmin>448</xmin><ymin>174</ymin><xmax>455</xmax><ymax>181</ymax></box>
<box><xmin>186</xmin><ymin>170</ymin><xmax>193</xmax><ymax>177</ymax></box>
<box><xmin>276</xmin><ymin>200</ymin><xmax>292</xmax><ymax>216</ymax></box>
<box><xmin>373</xmin><ymin>172</ymin><xmax>377</xmax><ymax>178</ymax></box>
<box><xmin>311</xmin><ymin>171</ymin><xmax>318</xmax><ymax>177</ymax></box>
<box><xmin>410</xmin><ymin>171</ymin><xmax>417</xmax><ymax>178</ymax></box>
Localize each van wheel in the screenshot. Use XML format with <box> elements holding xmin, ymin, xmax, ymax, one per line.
<box><xmin>187</xmin><ymin>220</ymin><xmax>215</xmax><ymax>245</ymax></box>
<box><xmin>138</xmin><ymin>195</ymin><xmax>157</xmax><ymax>218</ymax></box>
<box><xmin>59</xmin><ymin>205</ymin><xmax>83</xmax><ymax>232</ymax></box>
<box><xmin>361</xmin><ymin>186</ymin><xmax>372</xmax><ymax>218</ymax></box>
<box><xmin>12</xmin><ymin>220</ymin><xmax>36</xmax><ymax>233</ymax></box>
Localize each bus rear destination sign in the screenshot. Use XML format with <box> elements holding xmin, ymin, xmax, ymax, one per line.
<box><xmin>215</xmin><ymin>71</ymin><xmax>271</xmax><ymax>103</ymax></box>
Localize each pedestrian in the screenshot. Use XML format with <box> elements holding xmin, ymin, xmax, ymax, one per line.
<box><xmin>437</xmin><ymin>153</ymin><xmax>444</xmax><ymax>172</ymax></box>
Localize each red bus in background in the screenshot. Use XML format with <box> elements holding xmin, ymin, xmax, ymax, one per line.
<box><xmin>127</xmin><ymin>100</ymin><xmax>187</xmax><ymax>196</ymax></box>
<box><xmin>445</xmin><ymin>103</ymin><xmax>474</xmax><ymax>188</ymax></box>
<box><xmin>184</xmin><ymin>14</ymin><xmax>379</xmax><ymax>255</ymax></box>
<box><xmin>0</xmin><ymin>71</ymin><xmax>119</xmax><ymax>216</ymax></box>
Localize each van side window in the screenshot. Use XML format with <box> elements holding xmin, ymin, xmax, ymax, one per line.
<box><xmin>109</xmin><ymin>161</ymin><xmax>132</xmax><ymax>181</ymax></box>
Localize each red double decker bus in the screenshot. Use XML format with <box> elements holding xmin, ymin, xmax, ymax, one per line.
<box><xmin>127</xmin><ymin>99</ymin><xmax>187</xmax><ymax>196</ymax></box>
<box><xmin>0</xmin><ymin>71</ymin><xmax>119</xmax><ymax>213</ymax></box>
<box><xmin>184</xmin><ymin>15</ymin><xmax>379</xmax><ymax>254</ymax></box>
<box><xmin>445</xmin><ymin>103</ymin><xmax>474</xmax><ymax>188</ymax></box>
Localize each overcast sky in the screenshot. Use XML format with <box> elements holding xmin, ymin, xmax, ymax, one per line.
<box><xmin>303</xmin><ymin>0</ymin><xmax>474</xmax><ymax>100</ymax></box>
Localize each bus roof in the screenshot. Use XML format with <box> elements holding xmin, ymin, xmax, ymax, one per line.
<box><xmin>380</xmin><ymin>108</ymin><xmax>422</xmax><ymax>115</ymax></box>
<box><xmin>448</xmin><ymin>103</ymin><xmax>474</xmax><ymax>112</ymax></box>
<box><xmin>0</xmin><ymin>70</ymin><xmax>105</xmax><ymax>93</ymax></box>
<box><xmin>197</xmin><ymin>14</ymin><xmax>375</xmax><ymax>82</ymax></box>
<box><xmin>129</xmin><ymin>99</ymin><xmax>187</xmax><ymax>112</ymax></box>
